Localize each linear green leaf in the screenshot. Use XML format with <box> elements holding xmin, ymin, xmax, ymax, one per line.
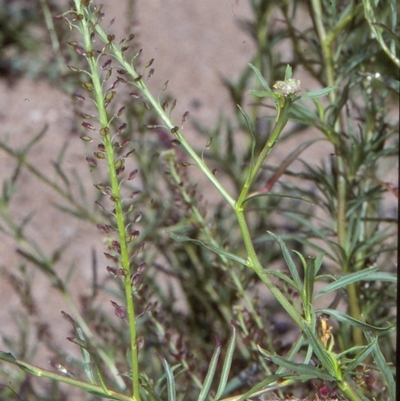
<box><xmin>298</xmin><ymin>86</ymin><xmax>336</xmax><ymax>99</ymax></box>
<box><xmin>234</xmin><ymin>373</ymin><xmax>292</xmax><ymax>401</ymax></box>
<box><xmin>303</xmin><ymin>257</ymin><xmax>316</xmax><ymax>320</ymax></box>
<box><xmin>257</xmin><ymin>345</ymin><xmax>335</xmax><ymax>381</ymax></box>
<box><xmin>268</xmin><ymin>231</ymin><xmax>302</xmax><ymax>291</ymax></box>
<box><xmin>248</xmin><ymin>63</ymin><xmax>272</xmax><ymax>91</ymax></box>
<box><xmin>167</xmin><ymin>232</ymin><xmax>248</xmax><ymax>266</ymax></box>
<box><xmin>316</xmin><ymin>308</ymin><xmax>394</xmax><ymax>332</ymax></box>
<box><xmin>314</xmin><ymin>266</ymin><xmax>378</xmax><ymax>299</ymax></box>
<box><xmin>364</xmin><ymin>331</ymin><xmax>395</xmax><ymax>400</ymax></box>
<box><xmin>214</xmin><ymin>325</ymin><xmax>236</xmax><ymax>400</ymax></box>
<box><xmin>264</xmin><ymin>269</ymin><xmax>297</xmax><ymax>289</ymax></box>
<box><xmin>343</xmin><ymin>338</ymin><xmax>378</xmax><ymax>375</ymax></box>
<box><xmin>197</xmin><ymin>343</ymin><xmax>221</xmax><ymax>401</ymax></box>
<box><xmin>159</xmin><ymin>356</ymin><xmax>177</xmax><ymax>401</ymax></box>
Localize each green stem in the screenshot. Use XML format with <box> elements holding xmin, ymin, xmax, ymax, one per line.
<box><xmin>1</xmin><ymin>356</ymin><xmax>134</xmax><ymax>401</ymax></box>
<box><xmin>75</xmin><ymin>3</ymin><xmax>139</xmax><ymax>399</ymax></box>
<box><xmin>234</xmin><ymin>209</ymin><xmax>303</xmax><ymax>329</ymax></box>
<box><xmin>310</xmin><ymin>0</ymin><xmax>363</xmax><ymax>347</ymax></box>
<box><xmin>237</xmin><ymin>99</ymin><xmax>292</xmax><ymax>206</ymax></box>
<box><xmin>337</xmin><ymin>379</ymin><xmax>364</xmax><ymax>401</ymax></box>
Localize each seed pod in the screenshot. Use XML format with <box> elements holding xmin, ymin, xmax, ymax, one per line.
<box><xmin>82</xmin><ymin>121</ymin><xmax>95</xmax><ymax>130</ymax></box>
<box><xmin>80</xmin><ymin>135</ymin><xmax>93</xmax><ymax>142</ymax></box>
<box><xmin>74</xmin><ymin>45</ymin><xmax>86</xmax><ymax>56</ymax></box>
<box><xmin>114</xmin><ymin>158</ymin><xmax>125</xmax><ymax>170</ymax></box>
<box><xmin>94</xmin><ymin>152</ymin><xmax>106</xmax><ymax>159</ymax></box>
<box><xmin>117</xmin><ymin>123</ymin><xmax>127</xmax><ymax>134</ymax></box>
<box><xmin>82</xmin><ymin>82</ymin><xmax>94</xmax><ymax>90</ymax></box>
<box><xmin>128</xmin><ymin>190</ymin><xmax>141</xmax><ymax>199</ymax></box>
<box><xmin>127</xmin><ymin>169</ymin><xmax>138</xmax><ymax>180</ymax></box>
<box><xmin>97</xmin><ymin>224</ymin><xmax>109</xmax><ymax>233</ymax></box>
<box><xmin>101</xmin><ymin>59</ymin><xmax>112</xmax><ymax>69</ymax></box>
<box><xmin>182</xmin><ymin>111</ymin><xmax>190</xmax><ymax>123</ymax></box>
<box><xmin>133</xmin><ymin>212</ymin><xmax>143</xmax><ymax>223</ymax></box>
<box><xmin>104</xmin><ymin>253</ymin><xmax>118</xmax><ymax>262</ymax></box>
<box><xmin>74</xmin><ymin>93</ymin><xmax>86</xmax><ymax>101</ymax></box>
<box><xmin>86</xmin><ymin>157</ymin><xmax>97</xmax><ymax>167</ymax></box>
<box><xmin>100</xmin><ymin>127</ymin><xmax>110</xmax><ymax>137</ymax></box>
<box><xmin>68</xmin><ymin>65</ymin><xmax>80</xmax><ymax>72</ymax></box>
<box><xmin>106</xmin><ymin>266</ymin><xmax>118</xmax><ymax>276</ymax></box>
<box><xmin>116</xmin><ymin>106</ymin><xmax>126</xmax><ymax>117</ymax></box>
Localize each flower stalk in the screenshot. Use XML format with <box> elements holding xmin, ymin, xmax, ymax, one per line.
<box><xmin>72</xmin><ymin>1</ymin><xmax>140</xmax><ymax>399</ymax></box>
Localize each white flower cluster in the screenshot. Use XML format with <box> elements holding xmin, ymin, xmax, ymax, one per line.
<box><xmin>273</xmin><ymin>78</ymin><xmax>302</xmax><ymax>98</ymax></box>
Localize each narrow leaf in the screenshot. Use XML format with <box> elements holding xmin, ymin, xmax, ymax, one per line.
<box><xmin>364</xmin><ymin>331</ymin><xmax>395</xmax><ymax>401</ymax></box>
<box><xmin>0</xmin><ymin>351</ymin><xmax>17</xmax><ymax>364</ymax></box>
<box><xmin>268</xmin><ymin>231</ymin><xmax>302</xmax><ymax>291</ymax></box>
<box><xmin>284</xmin><ymin>64</ymin><xmax>293</xmax><ymax>80</ymax></box>
<box><xmin>343</xmin><ymin>338</ymin><xmax>378</xmax><ymax>375</ymax></box>
<box><xmin>314</xmin><ymin>252</ymin><xmax>325</xmax><ymax>275</ymax></box>
<box><xmin>233</xmin><ymin>373</ymin><xmax>292</xmax><ymax>401</ymax></box>
<box><xmin>248</xmin><ymin>90</ymin><xmax>279</xmax><ymax>100</ymax></box>
<box><xmin>168</xmin><ymin>232</ymin><xmax>247</xmax><ymax>266</ymax></box>
<box><xmin>214</xmin><ymin>325</ymin><xmax>236</xmax><ymax>399</ymax></box>
<box><xmin>316</xmin><ymin>308</ymin><xmax>394</xmax><ymax>332</ymax></box>
<box><xmin>257</xmin><ymin>346</ymin><xmax>335</xmax><ymax>381</ymax></box>
<box><xmin>159</xmin><ymin>356</ymin><xmax>177</xmax><ymax>401</ymax></box>
<box><xmin>314</xmin><ymin>266</ymin><xmax>378</xmax><ymax>299</ymax></box>
<box><xmin>303</xmin><ymin>257</ymin><xmax>316</xmax><ymax>318</ymax></box>
<box><xmin>197</xmin><ymin>342</ymin><xmax>221</xmax><ymax>401</ymax></box>
<box><xmin>299</xmin><ymin>86</ymin><xmax>336</xmax><ymax>99</ymax></box>
<box><xmin>264</xmin><ymin>269</ymin><xmax>297</xmax><ymax>289</ymax></box>
<box><xmin>237</xmin><ymin>104</ymin><xmax>256</xmax><ymax>169</ymax></box>
<box><xmin>248</xmin><ymin>63</ymin><xmax>272</xmax><ymax>91</ymax></box>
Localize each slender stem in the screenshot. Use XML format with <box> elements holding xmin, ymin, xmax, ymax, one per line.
<box><xmin>237</xmin><ymin>99</ymin><xmax>292</xmax><ymax>206</ymax></box>
<box><xmin>74</xmin><ymin>2</ymin><xmax>139</xmax><ymax>399</ymax></box>
<box><xmin>337</xmin><ymin>380</ymin><xmax>364</xmax><ymax>401</ymax></box>
<box><xmin>310</xmin><ymin>0</ymin><xmax>363</xmax><ymax>347</ymax></box>
<box><xmin>234</xmin><ymin>209</ymin><xmax>303</xmax><ymax>329</ymax></box>
<box><xmin>4</xmin><ymin>357</ymin><xmax>134</xmax><ymax>401</ymax></box>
